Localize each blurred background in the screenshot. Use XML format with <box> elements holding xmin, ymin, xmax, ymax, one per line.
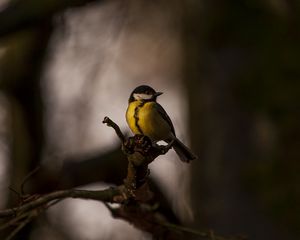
<box><xmin>0</xmin><ymin>0</ymin><xmax>299</xmax><ymax>239</ymax></box>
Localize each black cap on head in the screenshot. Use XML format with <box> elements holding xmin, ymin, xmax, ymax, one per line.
<box><xmin>132</xmin><ymin>85</ymin><xmax>156</xmax><ymax>95</ymax></box>
<box><xmin>129</xmin><ymin>85</ymin><xmax>159</xmax><ymax>102</ymax></box>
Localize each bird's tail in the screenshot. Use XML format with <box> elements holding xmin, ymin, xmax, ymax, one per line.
<box><xmin>172</xmin><ymin>138</ymin><xmax>197</xmax><ymax>163</ymax></box>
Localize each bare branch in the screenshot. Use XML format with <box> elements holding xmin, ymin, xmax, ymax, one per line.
<box><xmin>21</xmin><ymin>166</ymin><xmax>40</xmax><ymax>195</ymax></box>
<box><xmin>4</xmin><ymin>212</ymin><xmax>36</xmax><ymax>240</ymax></box>
<box><xmin>0</xmin><ymin>188</ymin><xmax>121</xmax><ymax>218</ymax></box>
<box><xmin>0</xmin><ymin>117</ymin><xmax>247</xmax><ymax>240</ymax></box>
<box><xmin>159</xmin><ymin>222</ymin><xmax>248</xmax><ymax>240</ymax></box>
<box><xmin>102</xmin><ymin>116</ymin><xmax>125</xmax><ymax>143</ymax></box>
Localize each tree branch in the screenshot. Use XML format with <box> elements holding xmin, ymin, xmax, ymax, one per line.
<box><xmin>159</xmin><ymin>222</ymin><xmax>247</xmax><ymax>240</ymax></box>
<box><xmin>4</xmin><ymin>211</ymin><xmax>36</xmax><ymax>240</ymax></box>
<box><xmin>0</xmin><ymin>188</ymin><xmax>121</xmax><ymax>218</ymax></box>
<box><xmin>0</xmin><ymin>0</ymin><xmax>103</xmax><ymax>37</ymax></box>
<box><xmin>103</xmin><ymin>116</ymin><xmax>125</xmax><ymax>143</ymax></box>
<box><xmin>0</xmin><ymin>117</ymin><xmax>247</xmax><ymax>240</ymax></box>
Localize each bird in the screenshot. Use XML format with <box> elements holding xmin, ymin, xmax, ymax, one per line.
<box><xmin>126</xmin><ymin>85</ymin><xmax>197</xmax><ymax>162</ymax></box>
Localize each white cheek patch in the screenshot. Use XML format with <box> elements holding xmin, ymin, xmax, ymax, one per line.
<box><xmin>133</xmin><ymin>93</ymin><xmax>153</xmax><ymax>100</ymax></box>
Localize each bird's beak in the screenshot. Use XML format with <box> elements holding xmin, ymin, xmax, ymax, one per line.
<box><xmin>154</xmin><ymin>92</ymin><xmax>163</xmax><ymax>97</ymax></box>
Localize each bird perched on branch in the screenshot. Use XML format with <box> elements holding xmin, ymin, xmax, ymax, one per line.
<box><xmin>126</xmin><ymin>85</ymin><xmax>197</xmax><ymax>162</ymax></box>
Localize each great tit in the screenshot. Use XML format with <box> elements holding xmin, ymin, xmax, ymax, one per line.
<box><xmin>126</xmin><ymin>85</ymin><xmax>197</xmax><ymax>162</ymax></box>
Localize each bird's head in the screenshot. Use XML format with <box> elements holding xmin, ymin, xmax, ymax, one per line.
<box><xmin>129</xmin><ymin>85</ymin><xmax>163</xmax><ymax>103</ymax></box>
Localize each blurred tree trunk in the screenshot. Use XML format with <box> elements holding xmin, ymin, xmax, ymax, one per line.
<box><xmin>1</xmin><ymin>23</ymin><xmax>52</xmax><ymax>201</ymax></box>
<box><xmin>0</xmin><ymin>21</ymin><xmax>53</xmax><ymax>239</ymax></box>
<box><xmin>182</xmin><ymin>1</ymin><xmax>298</xmax><ymax>239</ymax></box>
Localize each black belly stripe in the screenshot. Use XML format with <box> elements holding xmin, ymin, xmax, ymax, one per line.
<box><xmin>134</xmin><ymin>102</ymin><xmax>145</xmax><ymax>135</ymax></box>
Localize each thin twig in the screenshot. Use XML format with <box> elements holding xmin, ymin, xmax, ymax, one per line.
<box><xmin>4</xmin><ymin>212</ymin><xmax>36</xmax><ymax>240</ymax></box>
<box><xmin>8</xmin><ymin>187</ymin><xmax>20</xmax><ymax>199</ymax></box>
<box><xmin>103</xmin><ymin>116</ymin><xmax>125</xmax><ymax>143</ymax></box>
<box><xmin>0</xmin><ymin>188</ymin><xmax>121</xmax><ymax>218</ymax></box>
<box><xmin>160</xmin><ymin>222</ymin><xmax>209</xmax><ymax>238</ymax></box>
<box><xmin>159</xmin><ymin>222</ymin><xmax>247</xmax><ymax>240</ymax></box>
<box><xmin>21</xmin><ymin>166</ymin><xmax>40</xmax><ymax>195</ymax></box>
<box><xmin>0</xmin><ymin>212</ymin><xmax>30</xmax><ymax>231</ymax></box>
<box><xmin>45</xmin><ymin>198</ymin><xmax>63</xmax><ymax>209</ymax></box>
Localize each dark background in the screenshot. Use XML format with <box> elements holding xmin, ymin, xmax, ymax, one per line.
<box><xmin>0</xmin><ymin>0</ymin><xmax>299</xmax><ymax>239</ymax></box>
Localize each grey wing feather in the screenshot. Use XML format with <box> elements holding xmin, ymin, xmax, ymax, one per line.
<box><xmin>155</xmin><ymin>103</ymin><xmax>176</xmax><ymax>136</ymax></box>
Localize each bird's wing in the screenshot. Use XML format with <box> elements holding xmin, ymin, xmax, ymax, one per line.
<box><xmin>155</xmin><ymin>103</ymin><xmax>176</xmax><ymax>136</ymax></box>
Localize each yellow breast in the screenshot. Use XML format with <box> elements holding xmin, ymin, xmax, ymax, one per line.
<box><xmin>126</xmin><ymin>101</ymin><xmax>142</xmax><ymax>134</ymax></box>
<box><xmin>126</xmin><ymin>101</ymin><xmax>172</xmax><ymax>141</ymax></box>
